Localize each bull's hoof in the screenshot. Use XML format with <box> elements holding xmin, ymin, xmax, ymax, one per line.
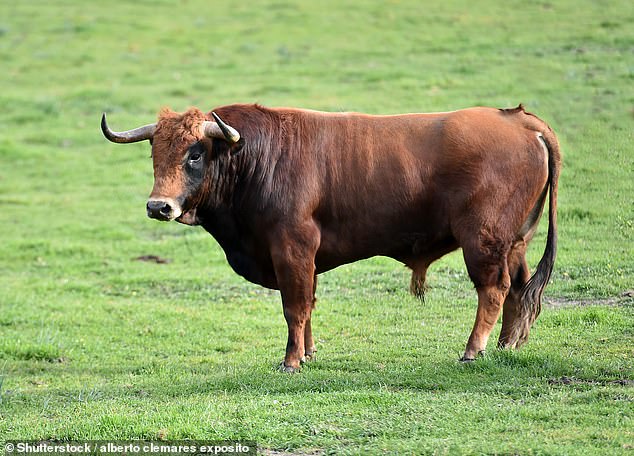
<box><xmin>459</xmin><ymin>350</ymin><xmax>486</xmax><ymax>362</ymax></box>
<box><xmin>278</xmin><ymin>362</ymin><xmax>301</xmax><ymax>373</ymax></box>
<box><xmin>497</xmin><ymin>339</ymin><xmax>517</xmax><ymax>350</ymax></box>
<box><xmin>498</xmin><ymin>330</ymin><xmax>522</xmax><ymax>349</ymax></box>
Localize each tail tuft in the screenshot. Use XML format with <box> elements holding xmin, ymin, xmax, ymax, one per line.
<box><xmin>514</xmin><ymin>131</ymin><xmax>560</xmax><ymax>346</ymax></box>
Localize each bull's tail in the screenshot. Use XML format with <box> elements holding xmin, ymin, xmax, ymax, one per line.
<box><xmin>514</xmin><ymin>127</ymin><xmax>561</xmax><ymax>346</ymax></box>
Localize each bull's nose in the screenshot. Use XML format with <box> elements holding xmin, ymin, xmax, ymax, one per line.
<box><xmin>146</xmin><ymin>200</ymin><xmax>173</xmax><ymax>220</ymax></box>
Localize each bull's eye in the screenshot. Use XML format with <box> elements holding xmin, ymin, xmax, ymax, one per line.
<box><xmin>188</xmin><ymin>152</ymin><xmax>202</xmax><ymax>163</ymax></box>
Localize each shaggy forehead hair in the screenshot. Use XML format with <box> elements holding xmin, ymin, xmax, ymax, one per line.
<box><xmin>153</xmin><ymin>107</ymin><xmax>208</xmax><ymax>154</ymax></box>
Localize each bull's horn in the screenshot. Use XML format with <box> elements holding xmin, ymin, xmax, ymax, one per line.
<box><xmin>201</xmin><ymin>112</ymin><xmax>240</xmax><ymax>143</ymax></box>
<box><xmin>101</xmin><ymin>113</ymin><xmax>156</xmax><ymax>144</ymax></box>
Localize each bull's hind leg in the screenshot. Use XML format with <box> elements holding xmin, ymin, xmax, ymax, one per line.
<box><xmin>303</xmin><ymin>275</ymin><xmax>318</xmax><ymax>361</ymax></box>
<box><xmin>461</xmin><ymin>236</ymin><xmax>511</xmax><ymax>361</ymax></box>
<box><xmin>498</xmin><ymin>241</ymin><xmax>531</xmax><ymax>349</ymax></box>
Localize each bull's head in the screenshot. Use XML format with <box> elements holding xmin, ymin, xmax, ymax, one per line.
<box><xmin>101</xmin><ymin>108</ymin><xmax>240</xmax><ymax>224</ymax></box>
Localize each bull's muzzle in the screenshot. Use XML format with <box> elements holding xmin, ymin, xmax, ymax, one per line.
<box><xmin>146</xmin><ymin>198</ymin><xmax>182</xmax><ymax>221</ymax></box>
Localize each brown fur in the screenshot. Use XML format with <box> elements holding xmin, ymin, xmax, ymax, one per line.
<box><xmin>149</xmin><ymin>108</ymin><xmax>207</xmax><ymax>201</ymax></box>
<box><xmin>140</xmin><ymin>103</ymin><xmax>561</xmax><ymax>369</ymax></box>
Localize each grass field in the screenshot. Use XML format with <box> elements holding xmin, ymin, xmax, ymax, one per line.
<box><xmin>1</xmin><ymin>0</ymin><xmax>633</xmax><ymax>454</ymax></box>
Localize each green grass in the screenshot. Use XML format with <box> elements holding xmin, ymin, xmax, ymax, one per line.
<box><xmin>1</xmin><ymin>0</ymin><xmax>633</xmax><ymax>454</ymax></box>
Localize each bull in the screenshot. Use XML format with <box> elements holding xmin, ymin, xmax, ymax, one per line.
<box><xmin>101</xmin><ymin>103</ymin><xmax>560</xmax><ymax>372</ymax></box>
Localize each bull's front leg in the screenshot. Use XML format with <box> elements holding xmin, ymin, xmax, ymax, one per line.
<box><xmin>270</xmin><ymin>224</ymin><xmax>320</xmax><ymax>373</ymax></box>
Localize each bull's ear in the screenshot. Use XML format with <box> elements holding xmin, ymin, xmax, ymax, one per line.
<box><xmin>211</xmin><ymin>137</ymin><xmax>244</xmax><ymax>156</ymax></box>
<box><xmin>229</xmin><ymin>137</ymin><xmax>245</xmax><ymax>155</ymax></box>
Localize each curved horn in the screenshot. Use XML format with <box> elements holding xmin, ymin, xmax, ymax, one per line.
<box><xmin>201</xmin><ymin>112</ymin><xmax>240</xmax><ymax>143</ymax></box>
<box><xmin>101</xmin><ymin>113</ymin><xmax>156</xmax><ymax>144</ymax></box>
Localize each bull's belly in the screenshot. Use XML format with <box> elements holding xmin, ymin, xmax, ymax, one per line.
<box><xmin>314</xmin><ymin>225</ymin><xmax>457</xmax><ymax>273</ymax></box>
<box><xmin>220</xmin><ymin>228</ymin><xmax>456</xmax><ymax>289</ymax></box>
<box><xmin>211</xmin><ymin>213</ymin><xmax>455</xmax><ymax>288</ymax></box>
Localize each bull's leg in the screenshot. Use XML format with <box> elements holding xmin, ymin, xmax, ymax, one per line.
<box><xmin>461</xmin><ymin>239</ymin><xmax>511</xmax><ymax>361</ymax></box>
<box><xmin>498</xmin><ymin>241</ymin><xmax>531</xmax><ymax>349</ymax></box>
<box><xmin>278</xmin><ymin>266</ymin><xmax>315</xmax><ymax>372</ymax></box>
<box><xmin>303</xmin><ymin>275</ymin><xmax>318</xmax><ymax>361</ymax></box>
<box><xmin>462</xmin><ymin>285</ymin><xmax>509</xmax><ymax>360</ymax></box>
<box><xmin>270</xmin><ymin>226</ymin><xmax>319</xmax><ymax>373</ymax></box>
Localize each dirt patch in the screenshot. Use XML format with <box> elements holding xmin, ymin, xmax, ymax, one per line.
<box><xmin>133</xmin><ymin>255</ymin><xmax>172</xmax><ymax>264</ymax></box>
<box><xmin>544</xmin><ymin>292</ymin><xmax>633</xmax><ymax>309</ymax></box>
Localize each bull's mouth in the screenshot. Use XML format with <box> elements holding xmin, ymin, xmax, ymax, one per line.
<box><xmin>175</xmin><ymin>208</ymin><xmax>199</xmax><ymax>226</ymax></box>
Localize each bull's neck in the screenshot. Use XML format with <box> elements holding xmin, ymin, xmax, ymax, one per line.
<box><xmin>200</xmin><ymin>154</ymin><xmax>241</xmax><ymax>211</ymax></box>
<box><xmin>200</xmin><ymin>107</ymin><xmax>297</xmax><ymax>215</ymax></box>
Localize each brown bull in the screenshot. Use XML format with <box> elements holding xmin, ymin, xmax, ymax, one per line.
<box><xmin>101</xmin><ymin>103</ymin><xmax>560</xmax><ymax>371</ymax></box>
